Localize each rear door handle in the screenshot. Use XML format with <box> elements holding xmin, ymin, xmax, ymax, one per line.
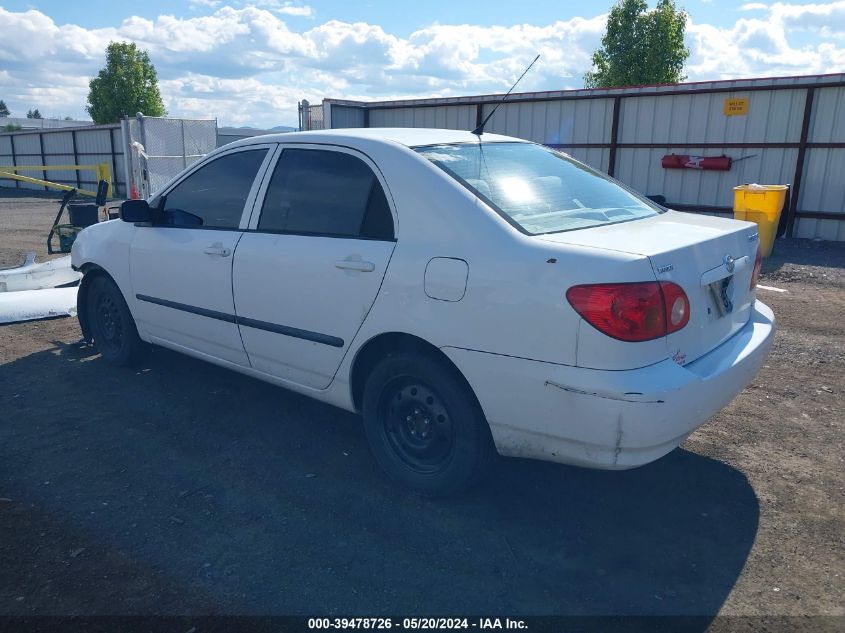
<box><xmin>203</xmin><ymin>243</ymin><xmax>232</xmax><ymax>257</ymax></box>
<box><xmin>335</xmin><ymin>259</ymin><xmax>375</xmax><ymax>272</ymax></box>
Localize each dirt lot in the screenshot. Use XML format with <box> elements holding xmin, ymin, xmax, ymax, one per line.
<box><xmin>1</xmin><ymin>196</ymin><xmax>843</xmax><ymax>620</ymax></box>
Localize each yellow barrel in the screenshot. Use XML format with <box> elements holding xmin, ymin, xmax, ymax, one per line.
<box><xmin>733</xmin><ymin>184</ymin><xmax>789</xmax><ymax>257</ymax></box>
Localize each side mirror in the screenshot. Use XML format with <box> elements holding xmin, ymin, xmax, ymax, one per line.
<box><xmin>120</xmin><ymin>199</ymin><xmax>153</xmax><ymax>224</ymax></box>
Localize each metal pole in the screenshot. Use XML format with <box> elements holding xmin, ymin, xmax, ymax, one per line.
<box><xmin>120</xmin><ymin>117</ymin><xmax>133</xmax><ymax>199</ymax></box>
<box><xmin>301</xmin><ymin>99</ymin><xmax>310</xmax><ymax>131</ymax></box>
<box><xmin>109</xmin><ymin>126</ymin><xmax>119</xmax><ymax>198</ymax></box>
<box><xmin>787</xmin><ymin>87</ymin><xmax>815</xmax><ymax>238</ymax></box>
<box><xmin>607</xmin><ymin>96</ymin><xmax>622</xmax><ymax>178</ymax></box>
<box><xmin>181</xmin><ymin>120</ymin><xmax>187</xmax><ymax>169</ymax></box>
<box><xmin>137</xmin><ymin>113</ymin><xmax>148</xmax><ymax>199</ymax></box>
<box><xmin>71</xmin><ymin>130</ymin><xmax>81</xmax><ymax>189</ymax></box>
<box><xmin>9</xmin><ymin>134</ymin><xmax>18</xmax><ymax>190</ymax></box>
<box><xmin>38</xmin><ymin>132</ymin><xmax>47</xmax><ymax>191</ymax></box>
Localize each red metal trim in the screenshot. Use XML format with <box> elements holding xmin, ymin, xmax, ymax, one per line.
<box><xmin>360</xmin><ymin>77</ymin><xmax>845</xmax><ymax>110</ymax></box>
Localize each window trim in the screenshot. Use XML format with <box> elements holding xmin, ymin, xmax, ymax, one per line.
<box><xmin>148</xmin><ymin>144</ymin><xmax>277</xmax><ymax>232</ymax></box>
<box><xmin>246</xmin><ymin>143</ymin><xmax>398</xmax><ymax>241</ymax></box>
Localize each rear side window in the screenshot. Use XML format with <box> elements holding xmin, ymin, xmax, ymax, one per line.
<box><xmin>258</xmin><ymin>149</ymin><xmax>394</xmax><ymax>240</ymax></box>
<box><xmin>160</xmin><ymin>149</ymin><xmax>268</xmax><ymax>229</ymax></box>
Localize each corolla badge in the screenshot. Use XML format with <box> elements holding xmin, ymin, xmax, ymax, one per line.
<box><xmin>724</xmin><ymin>254</ymin><xmax>735</xmax><ymax>273</ymax></box>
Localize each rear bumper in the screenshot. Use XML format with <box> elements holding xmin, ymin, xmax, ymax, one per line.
<box><xmin>443</xmin><ymin>301</ymin><xmax>775</xmax><ymax>469</ymax></box>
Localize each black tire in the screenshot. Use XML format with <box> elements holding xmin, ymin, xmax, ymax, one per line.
<box><xmin>86</xmin><ymin>274</ymin><xmax>146</xmax><ymax>366</ymax></box>
<box><xmin>362</xmin><ymin>351</ymin><xmax>495</xmax><ymax>495</ymax></box>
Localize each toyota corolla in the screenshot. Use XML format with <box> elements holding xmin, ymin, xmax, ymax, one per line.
<box><xmin>71</xmin><ymin>128</ymin><xmax>775</xmax><ymax>494</ymax></box>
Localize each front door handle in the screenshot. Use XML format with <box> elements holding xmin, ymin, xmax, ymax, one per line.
<box><xmin>203</xmin><ymin>243</ymin><xmax>232</xmax><ymax>257</ymax></box>
<box><xmin>335</xmin><ymin>259</ymin><xmax>375</xmax><ymax>272</ymax></box>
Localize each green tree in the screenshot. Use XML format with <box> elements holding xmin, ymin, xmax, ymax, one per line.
<box><xmin>0</xmin><ymin>100</ymin><xmax>9</xmax><ymax>117</ymax></box>
<box><xmin>86</xmin><ymin>41</ymin><xmax>166</xmax><ymax>124</ymax></box>
<box><xmin>26</xmin><ymin>108</ymin><xmax>42</xmax><ymax>119</ymax></box>
<box><xmin>584</xmin><ymin>0</ymin><xmax>689</xmax><ymax>88</ymax></box>
<box><xmin>3</xmin><ymin>123</ymin><xmax>21</xmax><ymax>132</ymax></box>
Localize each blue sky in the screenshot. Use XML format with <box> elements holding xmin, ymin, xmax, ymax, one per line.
<box><xmin>3</xmin><ymin>0</ymin><xmax>745</xmax><ymax>32</ymax></box>
<box><xmin>1</xmin><ymin>1</ymin><xmax>844</xmax><ymax>127</ymax></box>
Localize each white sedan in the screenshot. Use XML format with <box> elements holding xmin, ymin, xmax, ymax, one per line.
<box><xmin>71</xmin><ymin>128</ymin><xmax>775</xmax><ymax>494</ymax></box>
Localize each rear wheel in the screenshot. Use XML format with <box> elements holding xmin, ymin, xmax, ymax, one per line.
<box><xmin>362</xmin><ymin>351</ymin><xmax>494</xmax><ymax>495</ymax></box>
<box><xmin>86</xmin><ymin>275</ymin><xmax>146</xmax><ymax>366</ymax></box>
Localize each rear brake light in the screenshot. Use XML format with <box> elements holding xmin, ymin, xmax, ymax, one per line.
<box><xmin>660</xmin><ymin>281</ymin><xmax>691</xmax><ymax>334</ymax></box>
<box><xmin>566</xmin><ymin>281</ymin><xmax>690</xmax><ymax>342</ymax></box>
<box><xmin>750</xmin><ymin>247</ymin><xmax>762</xmax><ymax>290</ymax></box>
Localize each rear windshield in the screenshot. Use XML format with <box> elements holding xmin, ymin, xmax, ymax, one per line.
<box><xmin>416</xmin><ymin>142</ymin><xmax>662</xmax><ymax>235</ymax></box>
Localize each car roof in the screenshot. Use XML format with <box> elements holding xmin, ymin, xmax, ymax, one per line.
<box><xmin>225</xmin><ymin>127</ymin><xmax>527</xmax><ymax>150</ymax></box>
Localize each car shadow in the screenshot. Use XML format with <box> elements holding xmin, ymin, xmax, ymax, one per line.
<box><xmin>0</xmin><ymin>339</ymin><xmax>759</xmax><ymax>621</ymax></box>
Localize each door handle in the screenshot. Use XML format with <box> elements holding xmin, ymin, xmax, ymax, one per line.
<box><xmin>203</xmin><ymin>243</ymin><xmax>232</xmax><ymax>257</ymax></box>
<box><xmin>335</xmin><ymin>259</ymin><xmax>375</xmax><ymax>272</ymax></box>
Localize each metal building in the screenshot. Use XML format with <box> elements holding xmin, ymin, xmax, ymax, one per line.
<box><xmin>308</xmin><ymin>73</ymin><xmax>845</xmax><ymax>241</ymax></box>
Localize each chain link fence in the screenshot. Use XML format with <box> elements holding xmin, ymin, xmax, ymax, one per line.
<box><xmin>298</xmin><ymin>100</ymin><xmax>324</xmax><ymax>131</ymax></box>
<box><xmin>122</xmin><ymin>115</ymin><xmax>217</xmax><ymax>198</ymax></box>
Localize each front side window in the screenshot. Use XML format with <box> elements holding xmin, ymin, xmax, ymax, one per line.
<box><xmin>160</xmin><ymin>149</ymin><xmax>268</xmax><ymax>229</ymax></box>
<box><xmin>258</xmin><ymin>148</ymin><xmax>394</xmax><ymax>240</ymax></box>
<box><xmin>416</xmin><ymin>142</ymin><xmax>662</xmax><ymax>235</ymax></box>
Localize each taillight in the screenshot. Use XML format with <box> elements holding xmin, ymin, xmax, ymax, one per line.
<box><xmin>566</xmin><ymin>281</ymin><xmax>690</xmax><ymax>342</ymax></box>
<box><xmin>660</xmin><ymin>281</ymin><xmax>691</xmax><ymax>334</ymax></box>
<box><xmin>750</xmin><ymin>247</ymin><xmax>762</xmax><ymax>290</ymax></box>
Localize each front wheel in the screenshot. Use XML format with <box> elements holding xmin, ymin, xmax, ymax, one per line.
<box><xmin>362</xmin><ymin>351</ymin><xmax>495</xmax><ymax>495</ymax></box>
<box><xmin>86</xmin><ymin>274</ymin><xmax>146</xmax><ymax>366</ymax></box>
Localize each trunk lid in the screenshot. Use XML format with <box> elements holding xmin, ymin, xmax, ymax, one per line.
<box><xmin>539</xmin><ymin>210</ymin><xmax>760</xmax><ymax>365</ymax></box>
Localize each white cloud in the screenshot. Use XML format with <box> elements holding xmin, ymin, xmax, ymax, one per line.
<box><xmin>190</xmin><ymin>0</ymin><xmax>222</xmax><ymax>9</ymax></box>
<box><xmin>0</xmin><ymin>3</ymin><xmax>843</xmax><ymax>127</ymax></box>
<box><xmin>247</xmin><ymin>1</ymin><xmax>314</xmax><ymax>17</ymax></box>
<box><xmin>686</xmin><ymin>1</ymin><xmax>845</xmax><ymax>79</ymax></box>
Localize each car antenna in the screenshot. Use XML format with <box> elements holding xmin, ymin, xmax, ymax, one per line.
<box><xmin>472</xmin><ymin>54</ymin><xmax>540</xmax><ymax>136</ymax></box>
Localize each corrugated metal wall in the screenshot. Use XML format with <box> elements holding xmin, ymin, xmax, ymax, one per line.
<box><xmin>329</xmin><ymin>105</ymin><xmax>366</xmax><ymax>129</ymax></box>
<box><xmin>370</xmin><ymin>104</ymin><xmax>476</xmax><ymax>130</ymax></box>
<box><xmin>1</xmin><ymin>119</ymin><xmax>222</xmax><ymax>199</ymax></box>
<box><xmin>0</xmin><ymin>124</ymin><xmax>125</xmax><ymax>196</ymax></box>
<box><xmin>797</xmin><ymin>86</ymin><xmax>845</xmax><ymax>240</ymax></box>
<box><xmin>323</xmin><ymin>74</ymin><xmax>845</xmax><ymax>241</ymax></box>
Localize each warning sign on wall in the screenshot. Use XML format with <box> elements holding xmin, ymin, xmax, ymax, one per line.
<box><xmin>724</xmin><ymin>98</ymin><xmax>749</xmax><ymax>116</ymax></box>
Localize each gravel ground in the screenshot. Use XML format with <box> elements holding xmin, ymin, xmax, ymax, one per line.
<box><xmin>0</xmin><ymin>197</ymin><xmax>843</xmax><ymax>621</ymax></box>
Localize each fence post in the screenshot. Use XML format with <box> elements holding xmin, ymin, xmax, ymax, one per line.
<box><xmin>38</xmin><ymin>132</ymin><xmax>47</xmax><ymax>191</ymax></box>
<box><xmin>787</xmin><ymin>86</ymin><xmax>815</xmax><ymax>238</ymax></box>
<box><xmin>607</xmin><ymin>96</ymin><xmax>621</xmax><ymax>178</ymax></box>
<box><xmin>109</xmin><ymin>127</ymin><xmax>119</xmax><ymax>198</ymax></box>
<box><xmin>9</xmin><ymin>134</ymin><xmax>19</xmax><ymax>190</ymax></box>
<box><xmin>136</xmin><ymin>113</ymin><xmax>148</xmax><ymax>199</ymax></box>
<box><xmin>302</xmin><ymin>100</ymin><xmax>310</xmax><ymax>130</ymax></box>
<box><xmin>121</xmin><ymin>118</ymin><xmax>134</xmax><ymax>198</ymax></box>
<box><xmin>181</xmin><ymin>120</ymin><xmax>187</xmax><ymax>169</ymax></box>
<box><xmin>71</xmin><ymin>130</ymin><xmax>81</xmax><ymax>189</ymax></box>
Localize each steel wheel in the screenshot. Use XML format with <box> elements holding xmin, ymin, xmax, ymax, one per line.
<box><xmin>94</xmin><ymin>291</ymin><xmax>125</xmax><ymax>355</ymax></box>
<box><xmin>84</xmin><ymin>274</ymin><xmax>146</xmax><ymax>367</ymax></box>
<box><xmin>379</xmin><ymin>379</ymin><xmax>455</xmax><ymax>474</ymax></box>
<box><xmin>362</xmin><ymin>350</ymin><xmax>495</xmax><ymax>494</ymax></box>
